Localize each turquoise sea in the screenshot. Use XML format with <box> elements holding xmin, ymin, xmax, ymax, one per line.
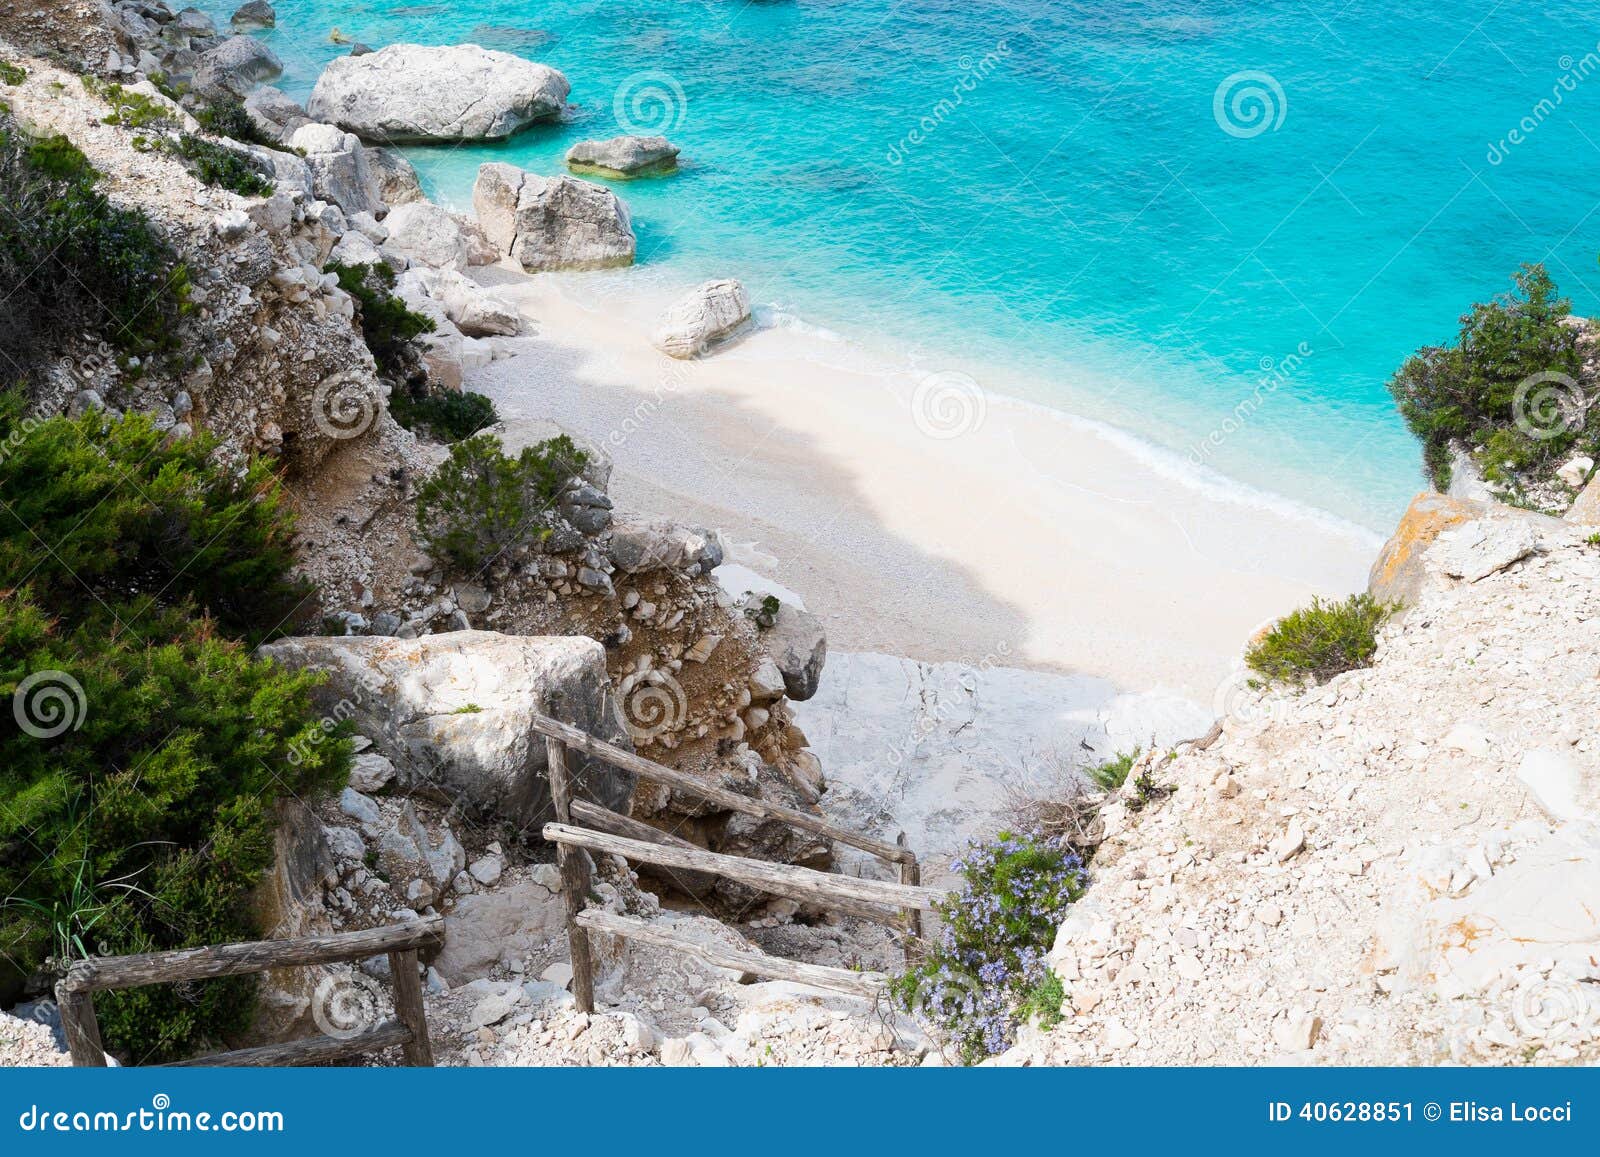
<box><xmin>206</xmin><ymin>0</ymin><xmax>1600</xmax><ymax>531</ymax></box>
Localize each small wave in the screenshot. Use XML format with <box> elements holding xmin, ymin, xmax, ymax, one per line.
<box><xmin>751</xmin><ymin>304</ymin><xmax>844</xmax><ymax>342</ymax></box>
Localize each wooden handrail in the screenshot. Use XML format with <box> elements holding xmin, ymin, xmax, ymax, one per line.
<box><xmin>544</xmin><ymin>822</ymin><xmax>949</xmax><ymax>911</ymax></box>
<box><xmin>56</xmin><ymin>917</ymin><xmax>443</xmax><ymax>1068</ymax></box>
<box><xmin>526</xmin><ymin>713</ymin><xmax>915</xmax><ymax>866</ymax></box>
<box><xmin>569</xmin><ymin>799</ymin><xmax>908</xmax><ymax>928</ymax></box>
<box><xmin>59</xmin><ymin>916</ymin><xmax>444</xmax><ymax>993</ymax></box>
<box><xmin>577</xmin><ymin>909</ymin><xmax>887</xmax><ymax>999</ymax></box>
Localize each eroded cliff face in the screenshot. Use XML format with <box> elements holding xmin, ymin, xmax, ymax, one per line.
<box><xmin>1004</xmin><ymin>495</ymin><xmax>1600</xmax><ymax>1067</ymax></box>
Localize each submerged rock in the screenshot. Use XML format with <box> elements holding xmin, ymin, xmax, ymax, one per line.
<box><xmin>308</xmin><ymin>44</ymin><xmax>569</xmax><ymax>143</ymax></box>
<box><xmin>565</xmin><ymin>135</ymin><xmax>680</xmax><ymax>178</ymax></box>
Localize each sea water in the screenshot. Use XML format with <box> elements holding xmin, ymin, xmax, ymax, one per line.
<box><xmin>210</xmin><ymin>0</ymin><xmax>1600</xmax><ymax>531</ymax></box>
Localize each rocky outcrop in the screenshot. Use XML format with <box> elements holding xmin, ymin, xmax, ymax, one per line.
<box><xmin>397</xmin><ymin>267</ymin><xmax>521</xmax><ymax>338</ymax></box>
<box><xmin>382</xmin><ymin>201</ymin><xmax>470</xmax><ymax>271</ymax></box>
<box><xmin>1005</xmin><ymin>501</ymin><xmax>1600</xmax><ymax>1067</ymax></box>
<box><xmin>1368</xmin><ymin>491</ymin><xmax>1568</xmax><ymax>611</ymax></box>
<box><xmin>257</xmin><ymin>632</ymin><xmax>636</xmax><ymax>837</ymax></box>
<box><xmin>367</xmin><ymin>147</ymin><xmax>425</xmax><ymax>207</ymax></box>
<box><xmin>472</xmin><ymin>163</ymin><xmax>636</xmax><ymax>272</ymax></box>
<box><xmin>756</xmin><ymin>598</ymin><xmax>827</xmax><ymax>702</ymax></box>
<box><xmin>243</xmin><ymin>86</ymin><xmax>311</xmax><ymax>145</ymax></box>
<box><xmin>307</xmin><ymin>44</ymin><xmax>569</xmax><ymax>143</ymax></box>
<box><xmin>192</xmin><ymin>34</ymin><xmax>282</xmax><ymax>100</ymax></box>
<box><xmin>652</xmin><ymin>279</ymin><xmax>752</xmax><ymax>359</ymax></box>
<box><xmin>251</xmin><ymin>799</ymin><xmax>339</xmax><ymax>1042</ymax></box>
<box><xmin>433</xmin><ymin>868</ymin><xmax>565</xmax><ymax>982</ymax></box>
<box><xmin>377</xmin><ymin>802</ymin><xmax>466</xmax><ymax>909</ymax></box>
<box><xmin>565</xmin><ymin>135</ymin><xmax>680</xmax><ymax>179</ymax></box>
<box><xmin>288</xmin><ymin>122</ymin><xmax>383</xmax><ymax>218</ymax></box>
<box><xmin>231</xmin><ymin>0</ymin><xmax>275</xmax><ymax>30</ymax></box>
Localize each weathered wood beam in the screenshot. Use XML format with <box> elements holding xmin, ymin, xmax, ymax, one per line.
<box><xmin>543</xmin><ymin>822</ymin><xmax>949</xmax><ymax>912</ymax></box>
<box><xmin>576</xmin><ymin>909</ymin><xmax>886</xmax><ymax>999</ymax></box>
<box><xmin>546</xmin><ymin>735</ymin><xmax>596</xmax><ymax>1014</ymax></box>
<box><xmin>161</xmin><ymin>1021</ymin><xmax>413</xmax><ymax>1068</ymax></box>
<box><xmin>387</xmin><ymin>948</ymin><xmax>433</xmax><ymax>1066</ymax></box>
<box><xmin>570</xmin><ymin>799</ymin><xmax>909</xmax><ymax>928</ymax></box>
<box><xmin>525</xmin><ymin>713</ymin><xmax>913</xmax><ymax>865</ymax></box>
<box><xmin>60</xmin><ymin>917</ymin><xmax>444</xmax><ymax>994</ymax></box>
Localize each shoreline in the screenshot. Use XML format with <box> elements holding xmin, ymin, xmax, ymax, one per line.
<box><xmin>467</xmin><ymin>266</ymin><xmax>1384</xmax><ymax>703</ymax></box>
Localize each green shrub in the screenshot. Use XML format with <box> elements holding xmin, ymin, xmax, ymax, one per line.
<box><xmin>414</xmin><ymin>433</ymin><xmax>586</xmax><ymax>572</ymax></box>
<box><xmin>1389</xmin><ymin>264</ymin><xmax>1589</xmax><ymax>490</ymax></box>
<box><xmin>891</xmin><ymin>832</ymin><xmax>1085</xmax><ymax>1063</ymax></box>
<box><xmin>1245</xmin><ymin>593</ymin><xmax>1395</xmax><ymax>684</ymax></box>
<box><xmin>0</xmin><ymin>61</ymin><xmax>25</xmax><ymax>86</ymax></box>
<box><xmin>0</xmin><ymin>110</ymin><xmax>191</xmax><ymax>373</ymax></box>
<box><xmin>170</xmin><ymin>133</ymin><xmax>272</xmax><ymax>196</ymax></box>
<box><xmin>83</xmin><ymin>78</ymin><xmax>174</xmax><ymax>131</ymax></box>
<box><xmin>0</xmin><ymin>404</ymin><xmax>345</xmax><ymax>1060</ymax></box>
<box><xmin>1087</xmin><ymin>749</ymin><xmax>1138</xmax><ymax>792</ymax></box>
<box><xmin>389</xmin><ymin>387</ymin><xmax>498</xmax><ymax>442</ymax></box>
<box><xmin>194</xmin><ymin>97</ymin><xmax>264</xmax><ymax>145</ymax></box>
<box><xmin>326</xmin><ymin>262</ymin><xmax>435</xmax><ymax>381</ymax></box>
<box><xmin>0</xmin><ymin>397</ymin><xmax>310</xmax><ymax>643</ymax></box>
<box><xmin>0</xmin><ymin>594</ymin><xmax>348</xmax><ymax>1062</ymax></box>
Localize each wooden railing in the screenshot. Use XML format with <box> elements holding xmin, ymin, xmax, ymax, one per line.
<box><xmin>527</xmin><ymin>713</ymin><xmax>944</xmax><ymax>1007</ymax></box>
<box><xmin>55</xmin><ymin>916</ymin><xmax>443</xmax><ymax>1067</ymax></box>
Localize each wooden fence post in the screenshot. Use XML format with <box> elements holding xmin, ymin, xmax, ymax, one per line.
<box><xmin>898</xmin><ymin>834</ymin><xmax>923</xmax><ymax>958</ymax></box>
<box><xmin>56</xmin><ymin>987</ymin><xmax>106</xmax><ymax>1067</ymax></box>
<box><xmin>386</xmin><ymin>948</ymin><xmax>433</xmax><ymax>1066</ymax></box>
<box><xmin>545</xmin><ymin>735</ymin><xmax>596</xmax><ymax>1013</ymax></box>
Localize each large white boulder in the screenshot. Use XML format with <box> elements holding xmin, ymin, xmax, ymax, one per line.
<box><xmin>287</xmin><ymin>122</ymin><xmax>382</xmax><ymax>218</ymax></box>
<box><xmin>652</xmin><ymin>279</ymin><xmax>751</xmax><ymax>359</ymax></box>
<box><xmin>257</xmin><ymin>632</ymin><xmax>636</xmax><ymax>836</ymax></box>
<box><xmin>192</xmin><ymin>34</ymin><xmax>283</xmax><ymax>101</ymax></box>
<box><xmin>307</xmin><ymin>44</ymin><xmax>570</xmax><ymax>143</ymax></box>
<box><xmin>396</xmin><ymin>266</ymin><xmax>521</xmax><ymax>338</ymax></box>
<box><xmin>472</xmin><ymin>163</ymin><xmax>635</xmax><ymax>272</ymax></box>
<box><xmin>565</xmin><ymin>135</ymin><xmax>680</xmax><ymax>178</ymax></box>
<box><xmin>382</xmin><ymin>201</ymin><xmax>470</xmax><ymax>271</ymax></box>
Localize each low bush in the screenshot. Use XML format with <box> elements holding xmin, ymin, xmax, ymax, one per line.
<box><xmin>414</xmin><ymin>433</ymin><xmax>586</xmax><ymax>572</ymax></box>
<box><xmin>0</xmin><ymin>109</ymin><xmax>190</xmax><ymax>374</ymax></box>
<box><xmin>1087</xmin><ymin>749</ymin><xmax>1138</xmax><ymax>792</ymax></box>
<box><xmin>890</xmin><ymin>832</ymin><xmax>1086</xmax><ymax>1064</ymax></box>
<box><xmin>169</xmin><ymin>133</ymin><xmax>272</xmax><ymax>196</ymax></box>
<box><xmin>0</xmin><ymin>595</ymin><xmax>348</xmax><ymax>1061</ymax></box>
<box><xmin>0</xmin><ymin>394</ymin><xmax>310</xmax><ymax>643</ymax></box>
<box><xmin>194</xmin><ymin>97</ymin><xmax>264</xmax><ymax>146</ymax></box>
<box><xmin>389</xmin><ymin>387</ymin><xmax>498</xmax><ymax>443</ymax></box>
<box><xmin>1389</xmin><ymin>264</ymin><xmax>1590</xmax><ymax>491</ymax></box>
<box><xmin>326</xmin><ymin>262</ymin><xmax>434</xmax><ymax>381</ymax></box>
<box><xmin>0</xmin><ymin>61</ymin><xmax>25</xmax><ymax>86</ymax></box>
<box><xmin>1244</xmin><ymin>592</ymin><xmax>1394</xmax><ymax>684</ymax></box>
<box><xmin>0</xmin><ymin>403</ymin><xmax>346</xmax><ymax>1061</ymax></box>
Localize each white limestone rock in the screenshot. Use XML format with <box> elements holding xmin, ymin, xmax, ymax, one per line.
<box><xmin>308</xmin><ymin>44</ymin><xmax>570</xmax><ymax>143</ymax></box>
<box><xmin>472</xmin><ymin>163</ymin><xmax>635</xmax><ymax>272</ymax></box>
<box><xmin>652</xmin><ymin>279</ymin><xmax>751</xmax><ymax>359</ymax></box>
<box><xmin>565</xmin><ymin>135</ymin><xmax>680</xmax><ymax>178</ymax></box>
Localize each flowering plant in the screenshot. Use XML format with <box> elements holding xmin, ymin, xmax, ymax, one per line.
<box><xmin>891</xmin><ymin>831</ymin><xmax>1086</xmax><ymax>1063</ymax></box>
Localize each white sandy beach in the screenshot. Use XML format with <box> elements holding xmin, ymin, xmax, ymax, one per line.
<box><xmin>467</xmin><ymin>268</ymin><xmax>1386</xmax><ymax>704</ymax></box>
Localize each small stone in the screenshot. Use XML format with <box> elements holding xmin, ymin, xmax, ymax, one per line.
<box><xmin>541</xmin><ymin>961</ymin><xmax>574</xmax><ymax>989</ymax></box>
<box><xmin>339</xmin><ymin>787</ymin><xmax>381</xmax><ymax>829</ymax></box>
<box><xmin>468</xmin><ymin>854</ymin><xmax>504</xmax><ymax>886</ymax></box>
<box><xmin>348</xmin><ymin>751</ymin><xmax>395</xmax><ymax>792</ymax></box>
<box><xmin>683</xmin><ymin>634</ymin><xmax>722</xmax><ymax>663</ymax></box>
<box><xmin>1102</xmin><ymin>1018</ymin><xmax>1138</xmax><ymax>1051</ymax></box>
<box><xmin>1255</xmin><ymin>903</ymin><xmax>1283</xmax><ymax>927</ymax></box>
<box><xmin>1270</xmin><ymin>823</ymin><xmax>1305</xmax><ymax>863</ymax></box>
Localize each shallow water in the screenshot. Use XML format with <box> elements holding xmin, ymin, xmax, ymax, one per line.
<box><xmin>216</xmin><ymin>0</ymin><xmax>1600</xmax><ymax>530</ymax></box>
